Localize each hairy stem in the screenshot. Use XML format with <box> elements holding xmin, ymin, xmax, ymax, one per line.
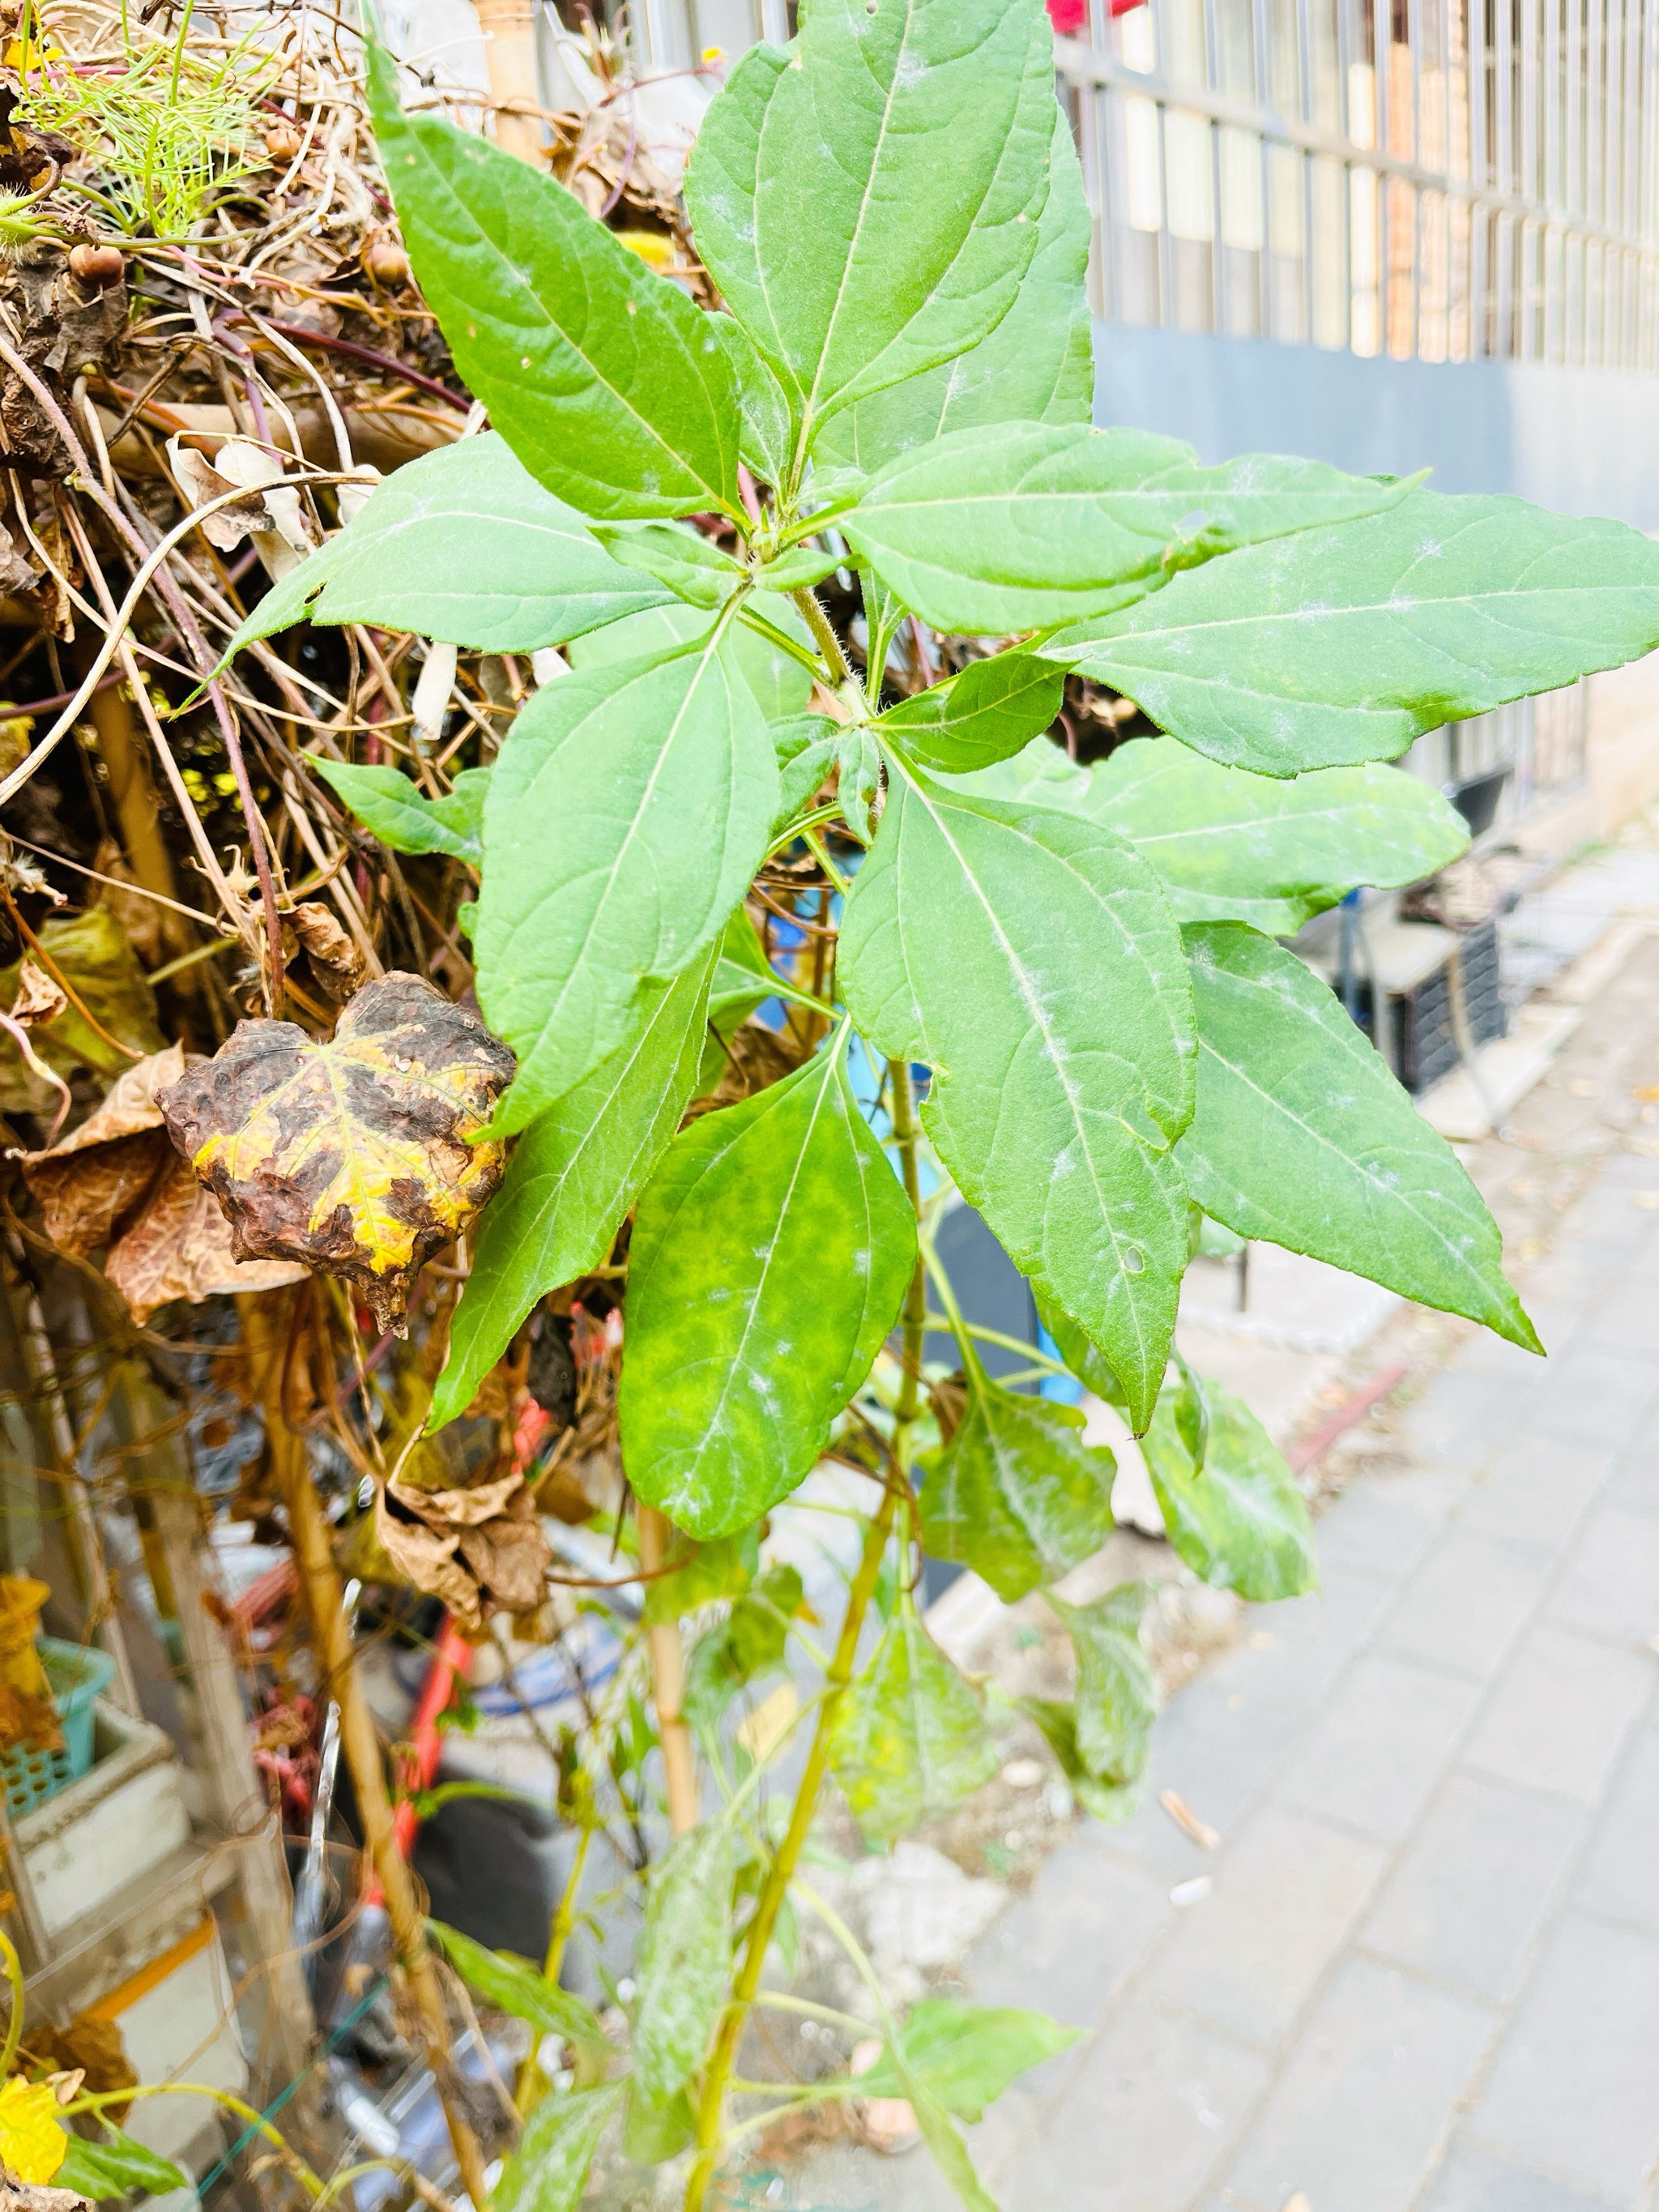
<box><xmin>681</xmin><ymin>1057</ymin><xmax>929</xmax><ymax>2212</ymax></box>
<box><xmin>513</xmin><ymin>1818</ymin><xmax>595</xmax><ymax>2113</ymax></box>
<box><xmin>790</xmin><ymin>586</ymin><xmax>855</xmax><ymax>692</ymax></box>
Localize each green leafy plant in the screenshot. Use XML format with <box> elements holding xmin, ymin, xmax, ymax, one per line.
<box><xmin>216</xmin><ymin>3</ymin><xmax>1659</xmax><ymax>2202</ymax></box>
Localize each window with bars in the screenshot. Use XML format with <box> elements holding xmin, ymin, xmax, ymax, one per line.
<box><xmin>1057</xmin><ymin>0</ymin><xmax>1659</xmax><ymax>365</ymax></box>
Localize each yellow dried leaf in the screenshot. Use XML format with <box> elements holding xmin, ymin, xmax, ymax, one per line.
<box><xmin>0</xmin><ymin>2079</ymin><xmax>67</xmax><ymax>2185</ymax></box>
<box><xmin>157</xmin><ymin>972</ymin><xmax>514</xmax><ymax>1331</ymax></box>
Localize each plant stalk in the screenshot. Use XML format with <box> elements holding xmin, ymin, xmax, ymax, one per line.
<box><xmin>638</xmin><ymin>1504</ymin><xmax>700</xmax><ymax>1837</ymax></box>
<box><xmin>681</xmin><ymin>1057</ymin><xmax>929</xmax><ymax>2212</ymax></box>
<box><xmin>240</xmin><ymin>1295</ymin><xmax>491</xmax><ymax>2211</ymax></box>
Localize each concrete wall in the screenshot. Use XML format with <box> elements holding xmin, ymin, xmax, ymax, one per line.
<box><xmin>1094</xmin><ymin>323</ymin><xmax>1659</xmax><ymax>840</ymax></box>
<box><xmin>1091</xmin><ymin>323</ymin><xmax>1659</xmax><ymax>531</ymax></box>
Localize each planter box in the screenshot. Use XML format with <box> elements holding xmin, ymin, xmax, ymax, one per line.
<box><xmin>16</xmin><ymin>1701</ymin><xmax>190</xmax><ymax>1939</ymax></box>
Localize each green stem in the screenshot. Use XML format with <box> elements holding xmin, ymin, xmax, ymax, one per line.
<box><xmin>680</xmin><ymin>1057</ymin><xmax>929</xmax><ymax>2212</ymax></box>
<box><xmin>67</xmin><ymin>2084</ymin><xmax>324</xmax><ymax>2197</ymax></box>
<box><xmin>514</xmin><ymin>1820</ymin><xmax>596</xmax><ymax>2112</ymax></box>
<box><xmin>0</xmin><ymin>1931</ymin><xmax>21</xmax><ymax>2077</ymax></box>
<box><xmin>790</xmin><ymin>587</ymin><xmax>855</xmax><ymax>692</ymax></box>
<box><xmin>919</xmin><ymin>1314</ymin><xmax>1072</xmax><ymax>1373</ymax></box>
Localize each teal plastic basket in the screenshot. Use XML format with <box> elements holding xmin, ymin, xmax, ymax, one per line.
<box><xmin>1</xmin><ymin>1638</ymin><xmax>117</xmax><ymax>1818</ymax></box>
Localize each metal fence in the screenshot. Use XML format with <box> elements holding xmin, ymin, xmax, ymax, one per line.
<box><xmin>1056</xmin><ymin>0</ymin><xmax>1659</xmax><ymax>365</ymax></box>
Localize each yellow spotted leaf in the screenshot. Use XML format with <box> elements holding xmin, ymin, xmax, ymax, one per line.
<box><xmin>0</xmin><ymin>2077</ymin><xmax>68</xmax><ymax>2184</ymax></box>
<box><xmin>157</xmin><ymin>972</ymin><xmax>514</xmax><ymax>1331</ymax></box>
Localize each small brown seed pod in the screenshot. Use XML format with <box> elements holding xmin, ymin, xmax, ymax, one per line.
<box><xmin>67</xmin><ymin>242</ymin><xmax>124</xmax><ymax>290</ymax></box>
<box><xmin>262</xmin><ymin>120</ymin><xmax>304</xmax><ymax>164</ymax></box>
<box><xmin>363</xmin><ymin>237</ymin><xmax>410</xmax><ymax>286</ymax></box>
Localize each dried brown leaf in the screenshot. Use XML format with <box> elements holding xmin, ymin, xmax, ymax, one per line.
<box><xmin>104</xmin><ymin>1156</ymin><xmax>307</xmax><ymax>1322</ymax></box>
<box><xmin>0</xmin><ymin>2170</ymin><xmax>93</xmax><ymax>2212</ymax></box>
<box><xmin>19</xmin><ymin>1043</ymin><xmax>184</xmax><ymax>1258</ymax></box>
<box><xmin>157</xmin><ymin>973</ymin><xmax>514</xmax><ymax>1332</ymax></box>
<box><xmin>0</xmin><ymin>909</ymin><xmax>164</xmax><ymax>1112</ymax></box>
<box><xmin>289</xmin><ymin>901</ymin><xmax>365</xmax><ymax>1001</ymax></box>
<box><xmin>456</xmin><ymin>1490</ymin><xmax>551</xmax><ymax>1613</ymax></box>
<box><xmin>11</xmin><ymin>960</ymin><xmax>65</xmax><ymax>1028</ymax></box>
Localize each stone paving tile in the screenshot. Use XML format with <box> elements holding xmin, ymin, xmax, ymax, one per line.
<box><xmin>1142</xmin><ymin>1805</ymin><xmax>1388</xmax><ymax>2049</ymax></box>
<box><xmin>1575</xmin><ymin>1269</ymin><xmax>1659</xmax><ymax>1356</ymax></box>
<box><xmin>1219</xmin><ymin>1954</ymin><xmax>1496</xmax><ymax>2212</ymax></box>
<box><xmin>1085</xmin><ymin>1672</ymin><xmax>1307</xmax><ymax>1882</ymax></box>
<box><xmin>1522</xmin><ymin>1342</ymin><xmax>1659</xmax><ymax>1450</ymax></box>
<box><xmin>1377</xmin><ymin>1528</ymin><xmax>1554</xmax><ymax>1682</ymax></box>
<box><xmin>1273</xmin><ymin>1651</ymin><xmax>1482</xmax><ymax>1843</ymax></box>
<box><xmin>1358</xmin><ymin>1770</ymin><xmax>1587</xmax><ymax>2002</ymax></box>
<box><xmin>970</xmin><ymin>1836</ymin><xmax>1173</xmax><ymax>2028</ymax></box>
<box><xmin>1009</xmin><ymin>2001</ymin><xmax>1268</xmax><ymax>2212</ymax></box>
<box><xmin>1418</xmin><ymin>2139</ymin><xmax>1627</xmax><ymax>2210</ymax></box>
<box><xmin>1211</xmin><ymin>1561</ymin><xmax>1401</xmax><ymax>1716</ymax></box>
<box><xmin>1462</xmin><ymin>1624</ymin><xmax>1654</xmax><ymax>1805</ymax></box>
<box><xmin>1471</xmin><ymin>1911</ymin><xmax>1659</xmax><ymax>2200</ymax></box>
<box><xmin>1572</xmin><ymin>1724</ymin><xmax>1659</xmax><ymax>1937</ymax></box>
<box><xmin>1392</xmin><ymin>1365</ymin><xmax>1534</xmax><ymax>1467</ymax></box>
<box><xmin>1546</xmin><ymin>1503</ymin><xmax>1659</xmax><ymax>1643</ymax></box>
<box><xmin>1454</xmin><ymin>1430</ymin><xmax>1613</xmax><ymax>1552</ymax></box>
<box><xmin>1308</xmin><ymin>1483</ymin><xmax>1458</xmax><ymax>1582</ymax></box>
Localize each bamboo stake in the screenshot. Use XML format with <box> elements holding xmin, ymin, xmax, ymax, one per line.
<box><xmin>239</xmin><ymin>1295</ymin><xmax>491</xmax><ymax>2210</ymax></box>
<box><xmin>636</xmin><ymin>1505</ymin><xmax>698</xmax><ymax>1837</ymax></box>
<box><xmin>474</xmin><ymin>0</ymin><xmax>547</xmax><ymax>167</ymax></box>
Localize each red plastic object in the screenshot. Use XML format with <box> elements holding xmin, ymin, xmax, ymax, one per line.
<box><xmin>362</xmin><ymin>1616</ymin><xmax>471</xmax><ymax>1906</ymax></box>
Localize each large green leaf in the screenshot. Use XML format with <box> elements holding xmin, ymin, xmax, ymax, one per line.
<box><xmin>1048</xmin><ymin>1585</ymin><xmax>1156</xmax><ymax>1786</ymax></box>
<box><xmin>311</xmin><ymin>760</ymin><xmax>489</xmax><ymax>865</ymax></box>
<box><xmin>856</xmin><ymin>1999</ymin><xmax>1083</xmax><ymax>2121</ymax></box>
<box><xmin>1179</xmin><ymin>922</ymin><xmax>1538</xmax><ymax>1345</ymax></box>
<box><xmin>495</xmin><ymin>2084</ymin><xmax>622</xmax><ymax>2212</ymax></box>
<box><xmin>55</xmin><ymin>2129</ymin><xmax>189</xmax><ymax>2201</ymax></box>
<box><xmin>1035</xmin><ymin>1290</ymin><xmax>1127</xmax><ymax>1408</ymax></box>
<box><xmin>1085</xmin><ymin>738</ymin><xmax>1471</xmax><ymax>931</ymax></box>
<box><xmin>366</xmin><ymin>42</ymin><xmax>739</xmax><ymax>519</ymax></box>
<box><xmin>827</xmin><ymin>1600</ymin><xmax>997</xmax><ymax>1843</ymax></box>
<box><xmin>919</xmin><ymin>1360</ymin><xmax>1115</xmax><ymax>1602</ymax></box>
<box><xmin>632</xmin><ymin>1818</ymin><xmax>732</xmax><ymax>2104</ymax></box>
<box><xmin>710</xmin><ymin>313</ymin><xmax>795</xmax><ymax>488</ymax></box>
<box><xmin>431</xmin><ymin>948</ymin><xmax>714</xmax><ymax>1430</ymax></box>
<box><xmin>839</xmin><ymin>754</ymin><xmax>1194</xmax><ymax>1427</ymax></box>
<box><xmin>684</xmin><ymin>0</ymin><xmax>1058</xmax><ymax>474</ymax></box>
<box><xmin>217</xmin><ymin>435</ymin><xmax>673</xmax><ymax>668</ymax></box>
<box><xmin>429</xmin><ymin>1919</ymin><xmax>611</xmax><ymax>2082</ymax></box>
<box><xmin>843</xmin><ymin>424</ymin><xmax>1416</xmax><ymax>636</ymax></box>
<box><xmin>1139</xmin><ymin>1372</ymin><xmax>1316</xmax><ymax>1600</ymax></box>
<box><xmin>876</xmin><ymin>651</ymin><xmax>1064</xmax><ymax>773</ymax></box>
<box><xmin>1043</xmin><ymin>489</ymin><xmax>1659</xmax><ymax>774</ymax></box>
<box><xmin>619</xmin><ymin>1028</ymin><xmax>915</xmax><ymax>1537</ymax></box>
<box><xmin>474</xmin><ymin>630</ymin><xmax>777</xmax><ymax>1132</ymax></box>
<box><xmin>569</xmin><ymin>595</ymin><xmax>814</xmax><ymax>720</ymax></box>
<box><xmin>817</xmin><ymin>107</ymin><xmax>1093</xmax><ymax>476</ymax></box>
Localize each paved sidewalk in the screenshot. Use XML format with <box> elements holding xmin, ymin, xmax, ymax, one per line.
<box><xmin>803</xmin><ymin>1078</ymin><xmax>1659</xmax><ymax>2210</ymax></box>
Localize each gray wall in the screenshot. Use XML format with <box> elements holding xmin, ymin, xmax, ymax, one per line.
<box><xmin>1092</xmin><ymin>324</ymin><xmax>1659</xmax><ymax>530</ymax></box>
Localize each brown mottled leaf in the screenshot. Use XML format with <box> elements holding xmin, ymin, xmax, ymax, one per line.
<box><xmin>157</xmin><ymin>972</ymin><xmax>514</xmax><ymax>1331</ymax></box>
<box><xmin>104</xmin><ymin>1157</ymin><xmax>307</xmax><ymax>1322</ymax></box>
<box><xmin>19</xmin><ymin>1044</ymin><xmax>183</xmax><ymax>1258</ymax></box>
<box><xmin>0</xmin><ymin>909</ymin><xmax>164</xmax><ymax>1113</ymax></box>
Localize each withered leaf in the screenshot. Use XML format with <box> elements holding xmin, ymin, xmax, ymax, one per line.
<box><xmin>158</xmin><ymin>972</ymin><xmax>514</xmax><ymax>1332</ymax></box>
<box><xmin>11</xmin><ymin>960</ymin><xmax>66</xmax><ymax>1028</ymax></box>
<box><xmin>288</xmin><ymin>902</ymin><xmax>366</xmax><ymax>1001</ymax></box>
<box><xmin>0</xmin><ymin>909</ymin><xmax>164</xmax><ymax>1114</ymax></box>
<box><xmin>456</xmin><ymin>1488</ymin><xmax>549</xmax><ymax>1613</ymax></box>
<box><xmin>104</xmin><ymin>1156</ymin><xmax>307</xmax><ymax>1323</ymax></box>
<box><xmin>19</xmin><ymin>1043</ymin><xmax>182</xmax><ymax>1258</ymax></box>
<box><xmin>0</xmin><ymin>2171</ymin><xmax>93</xmax><ymax>2212</ymax></box>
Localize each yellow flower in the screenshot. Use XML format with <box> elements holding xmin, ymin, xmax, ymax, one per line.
<box><xmin>0</xmin><ymin>2076</ymin><xmax>68</xmax><ymax>2184</ymax></box>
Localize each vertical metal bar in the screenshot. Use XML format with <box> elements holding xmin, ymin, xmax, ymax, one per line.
<box><xmin>1375</xmin><ymin>0</ymin><xmax>1394</xmax><ymax>349</ymax></box>
<box><xmin>1568</xmin><ymin>0</ymin><xmax>1584</xmax><ymax>358</ymax></box>
<box><xmin>1409</xmin><ymin>0</ymin><xmax>1423</xmax><ymax>355</ymax></box>
<box><xmin>1204</xmin><ymin>0</ymin><xmax>1229</xmax><ymax>327</ymax></box>
<box><xmin>1471</xmin><ymin>0</ymin><xmax>1490</xmax><ymax>350</ymax></box>
<box><xmin>1496</xmin><ymin>0</ymin><xmax>1514</xmax><ymax>349</ymax></box>
<box><xmin>1521</xmin><ymin>0</ymin><xmax>1539</xmax><ymax>350</ymax></box>
<box><xmin>1299</xmin><ymin>0</ymin><xmax>1319</xmax><ymax>338</ymax></box>
<box><xmin>1156</xmin><ymin>95</ymin><xmax>1178</xmax><ymax>324</ymax></box>
<box><xmin>1254</xmin><ymin>0</ymin><xmax>1276</xmax><ymax>334</ymax></box>
<box><xmin>1338</xmin><ymin>0</ymin><xmax>1358</xmax><ymax>344</ymax></box>
<box><xmin>1541</xmin><ymin>0</ymin><xmax>1559</xmax><ymax>356</ymax></box>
